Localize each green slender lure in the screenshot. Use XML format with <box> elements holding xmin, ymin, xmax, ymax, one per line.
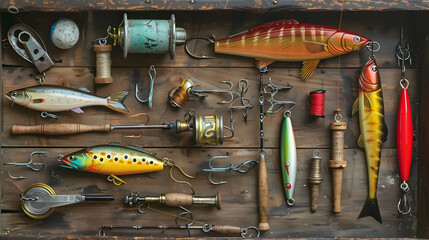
<box><xmin>280</xmin><ymin>111</ymin><xmax>297</xmax><ymax>206</ymax></box>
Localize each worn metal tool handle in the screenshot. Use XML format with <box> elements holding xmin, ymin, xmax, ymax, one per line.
<box><xmin>258</xmin><ymin>152</ymin><xmax>270</xmax><ymax>231</ymax></box>
<box><xmin>11</xmin><ymin>124</ymin><xmax>111</xmax><ymax>135</ymax></box>
<box><xmin>84</xmin><ymin>195</ymin><xmax>115</xmax><ymax>201</ymax></box>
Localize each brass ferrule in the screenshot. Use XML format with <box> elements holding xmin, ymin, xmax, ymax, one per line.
<box><xmin>193</xmin><ymin>192</ymin><xmax>221</xmax><ymax>209</ymax></box>
<box><xmin>175</xmin><ymin>120</ymin><xmax>191</xmax><ymax>133</ymax></box>
<box><xmin>143</xmin><ymin>195</ymin><xmax>166</xmax><ymax>203</ymax></box>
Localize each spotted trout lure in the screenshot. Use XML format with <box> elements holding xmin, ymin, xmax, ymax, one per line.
<box><xmin>352</xmin><ymin>59</ymin><xmax>388</xmax><ymax>223</ymax></box>
<box><xmin>187</xmin><ymin>19</ymin><xmax>370</xmax><ymax>80</ymax></box>
<box><xmin>6</xmin><ymin>85</ymin><xmax>129</xmax><ymax>114</ymax></box>
<box><xmin>280</xmin><ymin>110</ymin><xmax>297</xmax><ymax>206</ymax></box>
<box><xmin>59</xmin><ymin>144</ymin><xmax>193</xmax><ymax>185</ymax></box>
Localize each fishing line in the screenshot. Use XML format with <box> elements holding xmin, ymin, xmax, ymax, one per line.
<box><xmin>309</xmin><ymin>90</ymin><xmax>326</xmax><ymax>118</ymax></box>
<box><xmin>337</xmin><ymin>0</ymin><xmax>345</xmax><ymax>111</ymax></box>
<box><xmin>94</xmin><ymin>44</ymin><xmax>113</xmax><ymax>84</ymax></box>
<box><xmin>139</xmin><ymin>204</ymin><xmax>207</xmax><ymax>226</ymax></box>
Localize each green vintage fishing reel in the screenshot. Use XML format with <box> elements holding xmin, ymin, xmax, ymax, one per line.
<box><xmin>108</xmin><ymin>13</ymin><xmax>187</xmax><ymax>59</ymax></box>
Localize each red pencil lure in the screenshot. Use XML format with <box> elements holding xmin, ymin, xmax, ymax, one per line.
<box><xmin>396</xmin><ymin>76</ymin><xmax>412</xmax><ymax>214</ymax></box>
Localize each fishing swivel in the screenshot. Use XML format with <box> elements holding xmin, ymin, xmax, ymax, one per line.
<box><xmin>136</xmin><ymin>65</ymin><xmax>156</xmax><ymax>109</ymax></box>
<box><xmin>3</xmin><ymin>151</ymin><xmax>46</xmax><ymax>179</ymax></box>
<box><xmin>169</xmin><ymin>78</ymin><xmax>234</xmax><ymax>108</ymax></box>
<box><xmin>202</xmin><ymin>155</ymin><xmax>258</xmax><ymax>185</ymax></box>
<box><xmin>184</xmin><ymin>34</ymin><xmax>216</xmax><ymax>59</ymax></box>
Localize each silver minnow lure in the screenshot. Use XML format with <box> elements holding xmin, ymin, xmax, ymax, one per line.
<box><xmin>5</xmin><ymin>85</ymin><xmax>129</xmax><ymax>113</ymax></box>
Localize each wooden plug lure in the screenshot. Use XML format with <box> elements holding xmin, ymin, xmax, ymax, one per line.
<box><xmin>280</xmin><ymin>110</ymin><xmax>297</xmax><ymax>206</ymax></box>
<box><xmin>6</xmin><ymin>85</ymin><xmax>129</xmax><ymax>114</ymax></box>
<box><xmin>59</xmin><ymin>143</ymin><xmax>193</xmax><ymax>185</ymax></box>
<box><xmin>186</xmin><ymin>19</ymin><xmax>370</xmax><ymax>80</ymax></box>
<box><xmin>352</xmin><ymin>59</ymin><xmax>388</xmax><ymax>223</ymax></box>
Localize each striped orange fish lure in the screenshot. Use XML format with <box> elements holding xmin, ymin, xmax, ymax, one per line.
<box><xmin>214</xmin><ymin>19</ymin><xmax>370</xmax><ymax>80</ymax></box>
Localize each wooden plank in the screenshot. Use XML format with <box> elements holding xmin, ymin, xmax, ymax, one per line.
<box><xmin>417</xmin><ymin>13</ymin><xmax>429</xmax><ymax>238</ymax></box>
<box><xmin>0</xmin><ymin>0</ymin><xmax>428</xmax><ymax>11</ymax></box>
<box><xmin>1</xmin><ymin>67</ymin><xmax>419</xmax><ymax>149</ymax></box>
<box><xmin>0</xmin><ymin>148</ymin><xmax>417</xmax><ymax>237</ymax></box>
<box><xmin>1</xmin><ymin>11</ymin><xmax>421</xmax><ymax>68</ymax></box>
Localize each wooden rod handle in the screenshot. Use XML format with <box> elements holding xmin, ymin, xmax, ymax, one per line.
<box><xmin>258</xmin><ymin>152</ymin><xmax>270</xmax><ymax>231</ymax></box>
<box><xmin>164</xmin><ymin>193</ymin><xmax>193</xmax><ymax>206</ymax></box>
<box><xmin>11</xmin><ymin>123</ymin><xmax>111</xmax><ymax>135</ymax></box>
<box><xmin>210</xmin><ymin>225</ymin><xmax>242</xmax><ymax>234</ymax></box>
<box><xmin>310</xmin><ymin>184</ymin><xmax>320</xmax><ymax>212</ymax></box>
<box><xmin>330</xmin><ymin>122</ymin><xmax>347</xmax><ymax>213</ymax></box>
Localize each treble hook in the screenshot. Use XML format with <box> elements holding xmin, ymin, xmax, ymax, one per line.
<box><xmin>185</xmin><ymin>34</ymin><xmax>215</xmax><ymax>59</ymax></box>
<box><xmin>229</xmin><ymin>79</ymin><xmax>253</xmax><ymax>125</ymax></box>
<box><xmin>202</xmin><ymin>155</ymin><xmax>258</xmax><ymax>184</ymax></box>
<box><xmin>398</xmin><ymin>181</ymin><xmax>411</xmax><ymax>214</ymax></box>
<box><xmin>3</xmin><ymin>151</ymin><xmax>46</xmax><ymax>179</ymax></box>
<box><xmin>136</xmin><ymin>65</ymin><xmax>156</xmax><ymax>109</ymax></box>
<box><xmin>190</xmin><ymin>81</ymin><xmax>235</xmax><ymax>104</ymax></box>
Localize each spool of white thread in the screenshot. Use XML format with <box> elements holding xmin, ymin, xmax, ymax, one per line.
<box><xmin>94</xmin><ymin>44</ymin><xmax>113</xmax><ymax>84</ymax></box>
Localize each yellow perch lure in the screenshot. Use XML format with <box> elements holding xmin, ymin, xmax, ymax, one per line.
<box><xmin>60</xmin><ymin>144</ymin><xmax>165</xmax><ymax>185</ymax></box>
<box><xmin>352</xmin><ymin>59</ymin><xmax>388</xmax><ymax>223</ymax></box>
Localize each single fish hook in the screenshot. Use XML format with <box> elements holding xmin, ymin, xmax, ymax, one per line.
<box><xmin>185</xmin><ymin>34</ymin><xmax>216</xmax><ymax>59</ymax></box>
<box><xmin>398</xmin><ymin>181</ymin><xmax>411</xmax><ymax>214</ymax></box>
<box><xmin>3</xmin><ymin>151</ymin><xmax>46</xmax><ymax>179</ymax></box>
<box><xmin>136</xmin><ymin>65</ymin><xmax>156</xmax><ymax>109</ymax></box>
<box><xmin>124</xmin><ymin>113</ymin><xmax>150</xmax><ymax>138</ymax></box>
<box><xmin>190</xmin><ymin>81</ymin><xmax>235</xmax><ymax>104</ymax></box>
<box><xmin>202</xmin><ymin>155</ymin><xmax>258</xmax><ymax>184</ymax></box>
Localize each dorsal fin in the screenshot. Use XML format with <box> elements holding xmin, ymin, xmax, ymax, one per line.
<box><xmin>126</xmin><ymin>145</ymin><xmax>157</xmax><ymax>156</ymax></box>
<box><xmin>249</xmin><ymin>19</ymin><xmax>299</xmax><ymax>32</ymax></box>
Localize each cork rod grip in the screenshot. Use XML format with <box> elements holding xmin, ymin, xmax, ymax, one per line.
<box><xmin>11</xmin><ymin>123</ymin><xmax>111</xmax><ymax>135</ymax></box>
<box><xmin>329</xmin><ymin>122</ymin><xmax>347</xmax><ymax>213</ymax></box>
<box><xmin>164</xmin><ymin>193</ymin><xmax>193</xmax><ymax>206</ymax></box>
<box><xmin>258</xmin><ymin>152</ymin><xmax>270</xmax><ymax>231</ymax></box>
<box><xmin>210</xmin><ymin>225</ymin><xmax>242</xmax><ymax>234</ymax></box>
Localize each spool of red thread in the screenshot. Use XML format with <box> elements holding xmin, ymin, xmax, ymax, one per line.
<box><xmin>309</xmin><ymin>89</ymin><xmax>326</xmax><ymax>118</ymax></box>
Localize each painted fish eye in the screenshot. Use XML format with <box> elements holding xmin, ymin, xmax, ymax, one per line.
<box><xmin>353</xmin><ymin>36</ymin><xmax>361</xmax><ymax>43</ymax></box>
<box><xmin>68</xmin><ymin>155</ymin><xmax>75</xmax><ymax>160</ymax></box>
<box><xmin>11</xmin><ymin>91</ymin><xmax>17</xmax><ymax>97</ymax></box>
<box><xmin>371</xmin><ymin>65</ymin><xmax>377</xmax><ymax>72</ymax></box>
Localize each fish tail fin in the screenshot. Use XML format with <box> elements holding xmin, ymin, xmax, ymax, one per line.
<box><xmin>107</xmin><ymin>91</ymin><xmax>129</xmax><ymax>113</ymax></box>
<box><xmin>358</xmin><ymin>198</ymin><xmax>382</xmax><ymax>223</ymax></box>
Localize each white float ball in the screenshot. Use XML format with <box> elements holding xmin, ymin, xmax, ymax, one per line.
<box><xmin>51</xmin><ymin>18</ymin><xmax>79</xmax><ymax>49</ymax></box>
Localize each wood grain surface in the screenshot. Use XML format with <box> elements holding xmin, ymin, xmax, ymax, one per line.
<box><xmin>0</xmin><ymin>8</ymin><xmax>424</xmax><ymax>239</ymax></box>
<box><xmin>0</xmin><ymin>0</ymin><xmax>428</xmax><ymax>11</ymax></box>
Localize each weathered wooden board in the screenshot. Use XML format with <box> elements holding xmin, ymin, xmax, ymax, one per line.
<box><xmin>417</xmin><ymin>13</ymin><xmax>429</xmax><ymax>239</ymax></box>
<box><xmin>1</xmin><ymin>0</ymin><xmax>428</xmax><ymax>11</ymax></box>
<box><xmin>1</xmin><ymin>11</ymin><xmax>421</xmax><ymax>68</ymax></box>
<box><xmin>1</xmin><ymin>67</ymin><xmax>419</xmax><ymax>149</ymax></box>
<box><xmin>0</xmin><ymin>148</ymin><xmax>418</xmax><ymax>237</ymax></box>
